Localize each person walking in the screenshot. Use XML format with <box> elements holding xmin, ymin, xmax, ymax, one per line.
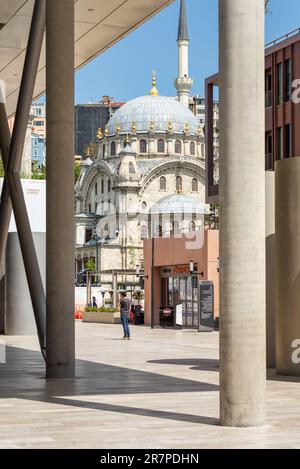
<box><xmin>119</xmin><ymin>292</ymin><xmax>131</xmax><ymax>340</ymax></box>
<box><xmin>92</xmin><ymin>296</ymin><xmax>97</xmax><ymax>308</ymax></box>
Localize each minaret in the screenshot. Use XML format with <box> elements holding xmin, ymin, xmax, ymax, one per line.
<box><xmin>174</xmin><ymin>0</ymin><xmax>193</xmax><ymax>107</ymax></box>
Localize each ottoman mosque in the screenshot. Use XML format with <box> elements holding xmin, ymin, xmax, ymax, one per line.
<box><xmin>75</xmin><ymin>0</ymin><xmax>207</xmax><ymax>285</ymax></box>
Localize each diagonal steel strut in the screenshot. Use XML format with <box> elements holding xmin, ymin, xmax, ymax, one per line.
<box><xmin>0</xmin><ymin>0</ymin><xmax>46</xmax><ymax>359</ymax></box>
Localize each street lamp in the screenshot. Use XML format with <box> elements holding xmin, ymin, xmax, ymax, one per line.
<box><xmin>189</xmin><ymin>260</ymin><xmax>204</xmax><ymax>277</ymax></box>
<box><xmin>93</xmin><ymin>220</ymin><xmax>101</xmax><ymax>285</ymax></box>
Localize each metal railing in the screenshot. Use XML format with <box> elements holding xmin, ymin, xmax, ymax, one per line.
<box><xmin>265</xmin><ymin>28</ymin><xmax>300</xmax><ymax>49</ymax></box>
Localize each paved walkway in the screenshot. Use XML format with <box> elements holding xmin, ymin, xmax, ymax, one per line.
<box><xmin>0</xmin><ymin>322</ymin><xmax>300</xmax><ymax>448</ymax></box>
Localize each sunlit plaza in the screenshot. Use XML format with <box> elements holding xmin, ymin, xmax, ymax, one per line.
<box><xmin>0</xmin><ymin>323</ymin><xmax>300</xmax><ymax>449</ymax></box>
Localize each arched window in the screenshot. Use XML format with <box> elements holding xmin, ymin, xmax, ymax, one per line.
<box><xmin>189</xmin><ymin>220</ymin><xmax>196</xmax><ymax>232</ymax></box>
<box><xmin>157</xmin><ymin>139</ymin><xmax>165</xmax><ymax>153</ymax></box>
<box><xmin>156</xmin><ymin>225</ymin><xmax>163</xmax><ymax>238</ymax></box>
<box><xmin>201</xmin><ymin>143</ymin><xmax>205</xmax><ymax>158</ymax></box>
<box><xmin>95</xmin><ymin>183</ymin><xmax>98</xmax><ymax>195</ymax></box>
<box><xmin>141</xmin><ymin>225</ymin><xmax>148</xmax><ymax>240</ymax></box>
<box><xmin>192</xmin><ymin>178</ymin><xmax>198</xmax><ymax>192</ymax></box>
<box><xmin>175</xmin><ymin>140</ymin><xmax>182</xmax><ymax>154</ymax></box>
<box><xmin>77</xmin><ymin>255</ymin><xmax>82</xmax><ymax>273</ymax></box>
<box><xmin>83</xmin><ymin>254</ymin><xmax>89</xmax><ymax>269</ymax></box>
<box><xmin>160</xmin><ymin>176</ymin><xmax>167</xmax><ymax>191</ymax></box>
<box><xmin>171</xmin><ymin>221</ymin><xmax>180</xmax><ymax>236</ymax></box>
<box><xmin>176</xmin><ymin>176</ymin><xmax>183</xmax><ymax>192</ymax></box>
<box><xmin>140</xmin><ymin>139</ymin><xmax>147</xmax><ymax>154</ymax></box>
<box><xmin>102</xmin><ymin>144</ymin><xmax>106</xmax><ymax>158</ymax></box>
<box><xmin>101</xmin><ymin>179</ymin><xmax>104</xmax><ymax>194</ymax></box>
<box><xmin>123</xmin><ymin>140</ymin><xmax>127</xmax><ymax>148</ymax></box>
<box><xmin>108</xmin><ymin>179</ymin><xmax>111</xmax><ymax>192</ymax></box>
<box><xmin>111</xmin><ymin>141</ymin><xmax>116</xmax><ymax>156</ymax></box>
<box><xmin>190</xmin><ymin>141</ymin><xmax>196</xmax><ymax>156</ymax></box>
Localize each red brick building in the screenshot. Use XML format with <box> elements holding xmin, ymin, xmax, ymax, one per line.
<box><xmin>205</xmin><ymin>28</ymin><xmax>300</xmax><ymax>203</ymax></box>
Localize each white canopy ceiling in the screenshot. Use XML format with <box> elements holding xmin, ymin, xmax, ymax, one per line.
<box><xmin>0</xmin><ymin>0</ymin><xmax>174</xmax><ymax>117</ymax></box>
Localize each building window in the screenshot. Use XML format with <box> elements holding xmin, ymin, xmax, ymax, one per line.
<box><xmin>108</xmin><ymin>179</ymin><xmax>111</xmax><ymax>192</ymax></box>
<box><xmin>160</xmin><ymin>176</ymin><xmax>167</xmax><ymax>191</ymax></box>
<box><xmin>33</xmin><ymin>139</ymin><xmax>38</xmax><ymax>146</ymax></box>
<box><xmin>102</xmin><ymin>144</ymin><xmax>106</xmax><ymax>158</ymax></box>
<box><xmin>95</xmin><ymin>202</ymin><xmax>98</xmax><ymax>213</ymax></box>
<box><xmin>285</xmin><ymin>124</ymin><xmax>292</xmax><ymax>158</ymax></box>
<box><xmin>265</xmin><ymin>132</ymin><xmax>273</xmax><ymax>170</ymax></box>
<box><xmin>285</xmin><ymin>59</ymin><xmax>292</xmax><ymax>101</ymax></box>
<box><xmin>277</xmin><ymin>63</ymin><xmax>283</xmax><ymax>105</ymax></box>
<box><xmin>189</xmin><ymin>220</ymin><xmax>196</xmax><ymax>232</ymax></box>
<box><xmin>95</xmin><ymin>183</ymin><xmax>98</xmax><ymax>195</ymax></box>
<box><xmin>201</xmin><ymin>144</ymin><xmax>205</xmax><ymax>158</ymax></box>
<box><xmin>265</xmin><ymin>70</ymin><xmax>272</xmax><ymax>108</ymax></box>
<box><xmin>88</xmin><ymin>203</ymin><xmax>92</xmax><ymax>213</ymax></box>
<box><xmin>176</xmin><ymin>176</ymin><xmax>183</xmax><ymax>192</ymax></box>
<box><xmin>140</xmin><ymin>139</ymin><xmax>147</xmax><ymax>153</ymax></box>
<box><xmin>85</xmin><ymin>229</ymin><xmax>92</xmax><ymax>243</ymax></box>
<box><xmin>83</xmin><ymin>255</ymin><xmax>89</xmax><ymax>268</ymax></box>
<box><xmin>156</xmin><ymin>225</ymin><xmax>163</xmax><ymax>238</ymax></box>
<box><xmin>33</xmin><ymin>149</ymin><xmax>38</xmax><ymax>157</ymax></box>
<box><xmin>141</xmin><ymin>225</ymin><xmax>148</xmax><ymax>240</ymax></box>
<box><xmin>175</xmin><ymin>140</ymin><xmax>182</xmax><ymax>154</ymax></box>
<box><xmin>111</xmin><ymin>141</ymin><xmax>116</xmax><ymax>156</ymax></box>
<box><xmin>190</xmin><ymin>141</ymin><xmax>196</xmax><ymax>156</ymax></box>
<box><xmin>171</xmin><ymin>221</ymin><xmax>180</xmax><ymax>236</ymax></box>
<box><xmin>277</xmin><ymin>127</ymin><xmax>283</xmax><ymax>160</ymax></box>
<box><xmin>101</xmin><ymin>179</ymin><xmax>104</xmax><ymax>194</ymax></box>
<box><xmin>157</xmin><ymin>139</ymin><xmax>165</xmax><ymax>153</ymax></box>
<box><xmin>192</xmin><ymin>178</ymin><xmax>198</xmax><ymax>192</ymax></box>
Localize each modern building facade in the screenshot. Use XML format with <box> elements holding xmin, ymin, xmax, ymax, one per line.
<box><xmin>205</xmin><ymin>27</ymin><xmax>300</xmax><ymax>202</ymax></box>
<box><xmin>31</xmin><ymin>133</ymin><xmax>45</xmax><ymax>169</ymax></box>
<box><xmin>75</xmin><ymin>97</ymin><xmax>125</xmax><ymax>157</ymax></box>
<box><xmin>143</xmin><ymin>228</ymin><xmax>219</xmax><ymax>327</ymax></box>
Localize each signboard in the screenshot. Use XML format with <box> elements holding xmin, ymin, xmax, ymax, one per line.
<box><xmin>198</xmin><ymin>281</ymin><xmax>214</xmax><ymax>332</ymax></box>
<box><xmin>176</xmin><ymin>304</ymin><xmax>183</xmax><ymax>327</ymax></box>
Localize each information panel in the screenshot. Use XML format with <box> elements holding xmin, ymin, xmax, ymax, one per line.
<box><xmin>198</xmin><ymin>281</ymin><xmax>214</xmax><ymax>332</ymax></box>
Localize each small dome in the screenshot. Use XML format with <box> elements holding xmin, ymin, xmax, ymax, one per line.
<box><xmin>150</xmin><ymin>194</ymin><xmax>207</xmax><ymax>215</ymax></box>
<box><xmin>107</xmin><ymin>95</ymin><xmax>199</xmax><ymax>136</ymax></box>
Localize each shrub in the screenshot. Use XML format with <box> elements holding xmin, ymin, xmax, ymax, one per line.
<box><xmin>85</xmin><ymin>306</ymin><xmax>118</xmax><ymax>313</ymax></box>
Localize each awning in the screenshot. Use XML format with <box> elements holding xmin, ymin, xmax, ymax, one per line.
<box><xmin>0</xmin><ymin>0</ymin><xmax>174</xmax><ymax>117</ymax></box>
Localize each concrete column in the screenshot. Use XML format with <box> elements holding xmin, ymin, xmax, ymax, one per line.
<box><xmin>276</xmin><ymin>158</ymin><xmax>300</xmax><ymax>376</ymax></box>
<box><xmin>219</xmin><ymin>0</ymin><xmax>266</xmax><ymax>427</ymax></box>
<box><xmin>46</xmin><ymin>0</ymin><xmax>75</xmax><ymax>378</ymax></box>
<box><xmin>266</xmin><ymin>172</ymin><xmax>275</xmax><ymax>368</ymax></box>
<box><xmin>0</xmin><ymin>262</ymin><xmax>5</xmax><ymax>334</ymax></box>
<box><xmin>6</xmin><ymin>233</ymin><xmax>45</xmax><ymax>335</ymax></box>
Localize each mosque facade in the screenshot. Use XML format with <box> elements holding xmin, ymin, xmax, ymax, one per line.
<box><xmin>75</xmin><ymin>0</ymin><xmax>207</xmax><ymax>288</ymax></box>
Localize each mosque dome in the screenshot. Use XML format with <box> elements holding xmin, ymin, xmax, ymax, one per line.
<box><xmin>106</xmin><ymin>95</ymin><xmax>199</xmax><ymax>137</ymax></box>
<box><xmin>150</xmin><ymin>194</ymin><xmax>207</xmax><ymax>215</ymax></box>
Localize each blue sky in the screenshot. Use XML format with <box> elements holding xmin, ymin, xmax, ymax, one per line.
<box><xmin>75</xmin><ymin>0</ymin><xmax>300</xmax><ymax>104</ymax></box>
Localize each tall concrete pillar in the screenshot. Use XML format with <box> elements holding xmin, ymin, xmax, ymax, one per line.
<box><xmin>276</xmin><ymin>158</ymin><xmax>300</xmax><ymax>376</ymax></box>
<box><xmin>266</xmin><ymin>172</ymin><xmax>275</xmax><ymax>368</ymax></box>
<box><xmin>0</xmin><ymin>262</ymin><xmax>5</xmax><ymax>334</ymax></box>
<box><xmin>46</xmin><ymin>0</ymin><xmax>75</xmax><ymax>378</ymax></box>
<box><xmin>219</xmin><ymin>0</ymin><xmax>266</xmax><ymax>427</ymax></box>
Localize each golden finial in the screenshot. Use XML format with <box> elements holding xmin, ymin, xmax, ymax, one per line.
<box><xmin>131</xmin><ymin>122</ymin><xmax>137</xmax><ymax>133</ymax></box>
<box><xmin>104</xmin><ymin>125</ymin><xmax>109</xmax><ymax>137</ymax></box>
<box><xmin>167</xmin><ymin>121</ymin><xmax>173</xmax><ymax>133</ymax></box>
<box><xmin>116</xmin><ymin>123</ymin><xmax>121</xmax><ymax>134</ymax></box>
<box><xmin>86</xmin><ymin>146</ymin><xmax>91</xmax><ymax>157</ymax></box>
<box><xmin>97</xmin><ymin>128</ymin><xmax>103</xmax><ymax>140</ymax></box>
<box><xmin>184</xmin><ymin>122</ymin><xmax>190</xmax><ymax>134</ymax></box>
<box><xmin>125</xmin><ymin>134</ymin><xmax>130</xmax><ymax>145</ymax></box>
<box><xmin>149</xmin><ymin>121</ymin><xmax>155</xmax><ymax>132</ymax></box>
<box><xmin>150</xmin><ymin>70</ymin><xmax>159</xmax><ymax>96</ymax></box>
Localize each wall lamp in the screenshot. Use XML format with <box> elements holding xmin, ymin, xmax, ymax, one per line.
<box><xmin>189</xmin><ymin>260</ymin><xmax>204</xmax><ymax>277</ymax></box>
